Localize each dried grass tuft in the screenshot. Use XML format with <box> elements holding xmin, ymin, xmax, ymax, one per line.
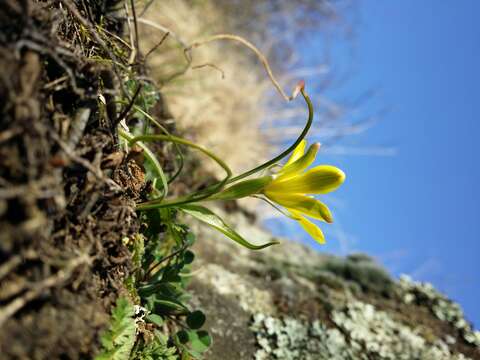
<box><xmin>138</xmin><ymin>0</ymin><xmax>274</xmax><ymax>176</ymax></box>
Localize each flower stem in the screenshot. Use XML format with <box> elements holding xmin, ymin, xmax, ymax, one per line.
<box><xmin>129</xmin><ymin>135</ymin><xmax>232</xmax><ymax>210</ymax></box>
<box><xmin>227</xmin><ymin>87</ymin><xmax>313</xmax><ymax>184</ymax></box>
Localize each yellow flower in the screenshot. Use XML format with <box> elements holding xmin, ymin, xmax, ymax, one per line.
<box><xmin>211</xmin><ymin>140</ymin><xmax>345</xmax><ymax>244</ymax></box>
<box><xmin>262</xmin><ymin>140</ymin><xmax>345</xmax><ymax>244</ymax></box>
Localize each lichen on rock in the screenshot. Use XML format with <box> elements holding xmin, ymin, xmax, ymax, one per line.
<box><xmin>399</xmin><ymin>275</ymin><xmax>480</xmax><ymax>348</ymax></box>
<box><xmin>188</xmin><ymin>208</ymin><xmax>480</xmax><ymax>359</ymax></box>
<box><xmin>250</xmin><ymin>314</ymin><xmax>350</xmax><ymax>360</ymax></box>
<box><xmin>251</xmin><ymin>299</ymin><xmax>475</xmax><ymax>360</ymax></box>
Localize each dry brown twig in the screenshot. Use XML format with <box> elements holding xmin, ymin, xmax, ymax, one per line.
<box><xmin>0</xmin><ymin>177</ymin><xmax>60</xmax><ymax>200</ymax></box>
<box><xmin>191</xmin><ymin>63</ymin><xmax>226</xmax><ymax>79</ymax></box>
<box><xmin>132</xmin><ymin>17</ymin><xmax>188</xmax><ymax>49</ymax></box>
<box><xmin>129</xmin><ymin>0</ymin><xmax>140</xmax><ymax>56</ymax></box>
<box><xmin>124</xmin><ymin>1</ymin><xmax>137</xmax><ymax>65</ymax></box>
<box><xmin>0</xmin><ymin>250</ymin><xmax>37</xmax><ymax>282</ymax></box>
<box><xmin>135</xmin><ymin>14</ymin><xmax>297</xmax><ymax>100</ymax></box>
<box><xmin>67</xmin><ymin>108</ymin><xmax>91</xmax><ymax>148</ymax></box>
<box><xmin>50</xmin><ymin>132</ymin><xmax>122</xmax><ymax>192</ymax></box>
<box><xmin>186</xmin><ymin>34</ymin><xmax>298</xmax><ymax>102</ymax></box>
<box><xmin>145</xmin><ymin>31</ymin><xmax>170</xmax><ymax>60</ymax></box>
<box><xmin>0</xmin><ymin>258</ymin><xmax>23</xmax><ymax>282</ymax></box>
<box><xmin>0</xmin><ymin>127</ymin><xmax>22</xmax><ymax>144</ymax></box>
<box><xmin>0</xmin><ymin>254</ymin><xmax>92</xmax><ymax>327</ymax></box>
<box><xmin>130</xmin><ymin>16</ymin><xmax>192</xmax><ymax>83</ymax></box>
<box><xmin>58</xmin><ymin>0</ymin><xmax>128</xmax><ymax>96</ymax></box>
<box><xmin>15</xmin><ymin>39</ymin><xmax>83</xmax><ymax>96</ymax></box>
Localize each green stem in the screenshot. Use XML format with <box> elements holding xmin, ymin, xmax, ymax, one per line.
<box><xmin>228</xmin><ymin>88</ymin><xmax>313</xmax><ymax>183</ymax></box>
<box><xmin>116</xmin><ymin>100</ymin><xmax>185</xmax><ymax>184</ymax></box>
<box><xmin>132</xmin><ymin>104</ymin><xmax>185</xmax><ymax>184</ymax></box>
<box><xmin>124</xmin><ymin>86</ymin><xmax>312</xmax><ymax>210</ymax></box>
<box><xmin>186</xmin><ymin>87</ymin><xmax>314</xmax><ymax>201</ymax></box>
<box><xmin>130</xmin><ymin>135</ymin><xmax>232</xmax><ymax>210</ymax></box>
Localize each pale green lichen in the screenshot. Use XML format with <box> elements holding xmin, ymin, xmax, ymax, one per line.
<box><xmin>399</xmin><ymin>275</ymin><xmax>480</xmax><ymax>347</ymax></box>
<box><xmin>251</xmin><ymin>299</ymin><xmax>474</xmax><ymax>360</ymax></box>
<box><xmin>250</xmin><ymin>314</ymin><xmax>350</xmax><ymax>360</ymax></box>
<box><xmin>332</xmin><ymin>300</ymin><xmax>472</xmax><ymax>360</ymax></box>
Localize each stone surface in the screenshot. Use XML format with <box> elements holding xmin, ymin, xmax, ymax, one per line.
<box><xmin>187</xmin><ymin>207</ymin><xmax>480</xmax><ymax>359</ymax></box>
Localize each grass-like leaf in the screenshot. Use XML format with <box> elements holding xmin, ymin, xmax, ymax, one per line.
<box><xmin>178</xmin><ymin>204</ymin><xmax>279</xmax><ymax>250</ymax></box>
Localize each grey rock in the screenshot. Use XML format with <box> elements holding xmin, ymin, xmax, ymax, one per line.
<box><xmin>187</xmin><ymin>208</ymin><xmax>479</xmax><ymax>359</ymax></box>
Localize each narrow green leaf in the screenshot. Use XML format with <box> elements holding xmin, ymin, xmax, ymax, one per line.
<box><xmin>153</xmin><ymin>299</ymin><xmax>189</xmax><ymax>313</ymax></box>
<box><xmin>178</xmin><ymin>204</ymin><xmax>279</xmax><ymax>250</ymax></box>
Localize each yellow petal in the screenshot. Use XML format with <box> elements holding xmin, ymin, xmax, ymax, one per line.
<box><xmin>266</xmin><ymin>165</ymin><xmax>345</xmax><ymax>195</ymax></box>
<box><xmin>264</xmin><ymin>192</ymin><xmax>333</xmax><ymax>223</ymax></box>
<box><xmin>290</xmin><ymin>210</ymin><xmax>326</xmax><ymax>244</ymax></box>
<box><xmin>277</xmin><ymin>143</ymin><xmax>320</xmax><ymax>181</ymax></box>
<box><xmin>284</xmin><ymin>140</ymin><xmax>306</xmax><ymax>167</ymax></box>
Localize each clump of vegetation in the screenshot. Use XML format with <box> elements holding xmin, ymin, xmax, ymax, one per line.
<box><xmin>97</xmin><ymin>298</ymin><xmax>138</xmax><ymax>359</ymax></box>
<box><xmin>137</xmin><ymin>0</ymin><xmax>272</xmax><ymax>176</ymax></box>
<box><xmin>110</xmin><ymin>23</ymin><xmax>345</xmax><ymax>360</ymax></box>
<box><xmin>0</xmin><ymin>0</ymin><xmax>143</xmax><ymax>357</ymax></box>
<box><xmin>96</xmin><ymin>217</ymin><xmax>212</xmax><ymax>359</ymax></box>
<box><xmin>137</xmin><ymin>0</ymin><xmax>362</xmax><ymax>179</ymax></box>
<box><xmin>0</xmin><ymin>0</ymin><xmax>348</xmax><ymax>358</ymax></box>
<box><xmin>316</xmin><ymin>253</ymin><xmax>395</xmax><ymax>295</ymax></box>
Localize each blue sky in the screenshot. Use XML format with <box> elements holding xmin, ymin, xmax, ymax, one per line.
<box><xmin>266</xmin><ymin>1</ymin><xmax>480</xmax><ymax>326</ymax></box>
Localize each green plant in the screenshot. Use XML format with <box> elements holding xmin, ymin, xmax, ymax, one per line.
<box><xmin>97</xmin><ymin>298</ymin><xmax>137</xmax><ymax>360</ymax></box>
<box><xmin>135</xmin><ymin>209</ymin><xmax>212</xmax><ymax>359</ymax></box>
<box><xmin>131</xmin><ymin>331</ymin><xmax>177</xmax><ymax>360</ymax></box>
<box><xmin>79</xmin><ymin>0</ymin><xmax>346</xmax><ymax>240</ymax></box>
<box><xmin>113</xmin><ymin>16</ymin><xmax>348</xmax><ymax>246</ymax></box>
<box><xmin>110</xmin><ymin>77</ymin><xmax>344</xmax><ymax>360</ymax></box>
<box><xmin>211</xmin><ymin>139</ymin><xmax>345</xmax><ymax>243</ymax></box>
<box><xmin>96</xmin><ymin>297</ymin><xmax>181</xmax><ymax>360</ymax></box>
<box><xmin>97</xmin><ymin>212</ymin><xmax>213</xmax><ymax>359</ymax></box>
<box><xmin>98</xmin><ymin>9</ymin><xmax>347</xmax><ymax>358</ymax></box>
<box><xmin>120</xmin><ymin>80</ymin><xmax>345</xmax><ymax>247</ymax></box>
<box><xmin>318</xmin><ymin>254</ymin><xmax>394</xmax><ymax>295</ymax></box>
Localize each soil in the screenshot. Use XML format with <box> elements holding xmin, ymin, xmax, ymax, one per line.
<box><xmin>0</xmin><ymin>1</ymin><xmax>145</xmax><ymax>358</ymax></box>
<box><xmin>2</xmin><ymin>2</ymin><xmax>478</xmax><ymax>360</ymax></box>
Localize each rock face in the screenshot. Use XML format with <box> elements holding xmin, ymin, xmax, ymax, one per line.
<box><xmin>187</xmin><ymin>208</ymin><xmax>480</xmax><ymax>359</ymax></box>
